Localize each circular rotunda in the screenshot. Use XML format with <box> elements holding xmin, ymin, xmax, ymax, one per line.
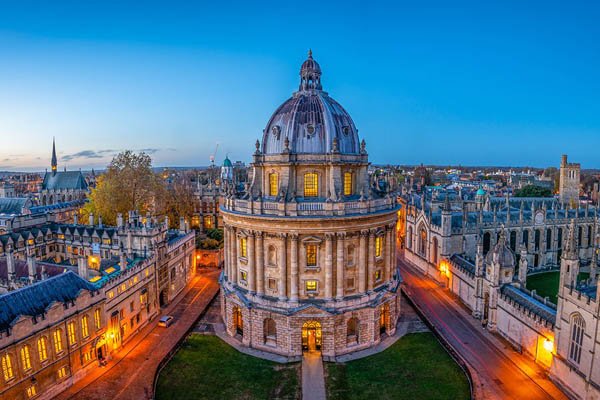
<box><xmin>220</xmin><ymin>51</ymin><xmax>401</xmax><ymax>359</ymax></box>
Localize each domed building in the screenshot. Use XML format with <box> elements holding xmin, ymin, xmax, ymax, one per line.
<box><xmin>220</xmin><ymin>52</ymin><xmax>400</xmax><ymax>359</ymax></box>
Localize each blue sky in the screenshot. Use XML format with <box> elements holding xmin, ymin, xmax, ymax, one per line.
<box><xmin>1</xmin><ymin>1</ymin><xmax>599</xmax><ymax>170</ymax></box>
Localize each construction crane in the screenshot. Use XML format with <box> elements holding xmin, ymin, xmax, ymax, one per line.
<box><xmin>209</xmin><ymin>142</ymin><xmax>219</xmax><ymax>167</ymax></box>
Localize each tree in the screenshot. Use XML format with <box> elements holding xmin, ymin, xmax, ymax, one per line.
<box><xmin>83</xmin><ymin>151</ymin><xmax>162</xmax><ymax>225</ymax></box>
<box><xmin>543</xmin><ymin>167</ymin><xmax>560</xmax><ymax>192</ymax></box>
<box><xmin>157</xmin><ymin>175</ymin><xmax>197</xmax><ymax>229</ymax></box>
<box><xmin>514</xmin><ymin>185</ymin><xmax>553</xmax><ymax>198</ymax></box>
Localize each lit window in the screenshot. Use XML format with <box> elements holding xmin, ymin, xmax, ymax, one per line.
<box><xmin>53</xmin><ymin>330</ymin><xmax>63</xmax><ymax>353</ymax></box>
<box><xmin>57</xmin><ymin>366</ymin><xmax>68</xmax><ymax>379</ymax></box>
<box><xmin>37</xmin><ymin>337</ymin><xmax>48</xmax><ymax>362</ymax></box>
<box><xmin>375</xmin><ymin>236</ymin><xmax>383</xmax><ymax>258</ymax></box>
<box><xmin>67</xmin><ymin>321</ymin><xmax>77</xmax><ymax>346</ymax></box>
<box><xmin>120</xmin><ymin>283</ymin><xmax>126</xmax><ymax>292</ymax></box>
<box><xmin>306</xmin><ymin>244</ymin><xmax>317</xmax><ymax>267</ymax></box>
<box><xmin>305</xmin><ymin>280</ymin><xmax>318</xmax><ymax>292</ymax></box>
<box><xmin>343</xmin><ymin>172</ymin><xmax>353</xmax><ymax>196</ymax></box>
<box><xmin>203</xmin><ymin>215</ymin><xmax>213</xmax><ymax>229</ymax></box>
<box><xmin>375</xmin><ymin>270</ymin><xmax>382</xmax><ymax>282</ymax></box>
<box><xmin>26</xmin><ymin>385</ymin><xmax>37</xmax><ymax>398</ymax></box>
<box><xmin>240</xmin><ymin>238</ymin><xmax>247</xmax><ymax>258</ymax></box>
<box><xmin>108</xmin><ymin>291</ymin><xmax>114</xmax><ymax>299</ymax></box>
<box><xmin>2</xmin><ymin>354</ymin><xmax>14</xmax><ymax>381</ymax></box>
<box><xmin>269</xmin><ymin>173</ymin><xmax>279</xmax><ymax>196</ymax></box>
<box><xmin>81</xmin><ymin>315</ymin><xmax>89</xmax><ymax>338</ymax></box>
<box><xmin>83</xmin><ymin>351</ymin><xmax>91</xmax><ymax>363</ymax></box>
<box><xmin>304</xmin><ymin>173</ymin><xmax>318</xmax><ymax>197</ymax></box>
<box><xmin>20</xmin><ymin>345</ymin><xmax>32</xmax><ymax>371</ymax></box>
<box><xmin>240</xmin><ymin>270</ymin><xmax>248</xmax><ymax>283</ymax></box>
<box><xmin>94</xmin><ymin>309</ymin><xmax>102</xmax><ymax>330</ymax></box>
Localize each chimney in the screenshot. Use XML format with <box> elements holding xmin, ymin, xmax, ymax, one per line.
<box><xmin>98</xmin><ymin>216</ymin><xmax>103</xmax><ymax>228</ymax></box>
<box><xmin>27</xmin><ymin>254</ymin><xmax>36</xmax><ymax>283</ymax></box>
<box><xmin>73</xmin><ymin>214</ymin><xmax>78</xmax><ymax>225</ymax></box>
<box><xmin>145</xmin><ymin>212</ymin><xmax>152</xmax><ymax>228</ymax></box>
<box><xmin>179</xmin><ymin>217</ymin><xmax>186</xmax><ymax>233</ymax></box>
<box><xmin>117</xmin><ymin>213</ymin><xmax>124</xmax><ymax>228</ymax></box>
<box><xmin>164</xmin><ymin>215</ymin><xmax>169</xmax><ymax>229</ymax></box>
<box><xmin>89</xmin><ymin>213</ymin><xmax>94</xmax><ymax>226</ymax></box>
<box><xmin>6</xmin><ymin>250</ymin><xmax>15</xmax><ymax>281</ymax></box>
<box><xmin>120</xmin><ymin>253</ymin><xmax>128</xmax><ymax>270</ymax></box>
<box><xmin>77</xmin><ymin>256</ymin><xmax>88</xmax><ymax>279</ymax></box>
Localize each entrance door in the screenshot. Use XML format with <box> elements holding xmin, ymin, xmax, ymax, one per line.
<box><xmin>159</xmin><ymin>290</ymin><xmax>168</xmax><ymax>308</ymax></box>
<box><xmin>380</xmin><ymin>304</ymin><xmax>389</xmax><ymax>335</ymax></box>
<box><xmin>302</xmin><ymin>321</ymin><xmax>322</xmax><ymax>352</ymax></box>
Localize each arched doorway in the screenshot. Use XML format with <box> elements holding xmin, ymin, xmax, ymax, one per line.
<box><xmin>380</xmin><ymin>304</ymin><xmax>390</xmax><ymax>335</ymax></box>
<box><xmin>302</xmin><ymin>321</ymin><xmax>322</xmax><ymax>352</ymax></box>
<box><xmin>159</xmin><ymin>289</ymin><xmax>168</xmax><ymax>308</ymax></box>
<box><xmin>233</xmin><ymin>306</ymin><xmax>243</xmax><ymax>335</ymax></box>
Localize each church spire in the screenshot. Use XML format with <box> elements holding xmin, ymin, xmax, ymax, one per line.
<box><xmin>51</xmin><ymin>137</ymin><xmax>58</xmax><ymax>176</ymax></box>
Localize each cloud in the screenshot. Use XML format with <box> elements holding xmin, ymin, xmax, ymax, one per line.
<box><xmin>138</xmin><ymin>148</ymin><xmax>160</xmax><ymax>154</ymax></box>
<box><xmin>62</xmin><ymin>150</ymin><xmax>111</xmax><ymax>162</ymax></box>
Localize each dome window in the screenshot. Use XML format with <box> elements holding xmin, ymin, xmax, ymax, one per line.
<box><xmin>306</xmin><ymin>124</ymin><xmax>315</xmax><ymax>136</ymax></box>
<box><xmin>342</xmin><ymin>126</ymin><xmax>351</xmax><ymax>135</ymax></box>
<box><xmin>271</xmin><ymin>125</ymin><xmax>281</xmax><ymax>139</ymax></box>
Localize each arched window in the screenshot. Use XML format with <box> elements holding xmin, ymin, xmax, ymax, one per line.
<box><xmin>53</xmin><ymin>329</ymin><xmax>63</xmax><ymax>353</ymax></box>
<box><xmin>535</xmin><ymin>230</ymin><xmax>541</xmax><ymax>251</ymax></box>
<box><xmin>343</xmin><ymin>172</ymin><xmax>353</xmax><ymax>196</ymax></box>
<box><xmin>37</xmin><ymin>337</ymin><xmax>48</xmax><ymax>362</ymax></box>
<box><xmin>264</xmin><ymin>318</ymin><xmax>277</xmax><ymax>345</ymax></box>
<box><xmin>67</xmin><ymin>321</ymin><xmax>76</xmax><ymax>346</ymax></box>
<box><xmin>269</xmin><ymin>173</ymin><xmax>279</xmax><ymax>197</ymax></box>
<box><xmin>558</xmin><ymin>228</ymin><xmax>563</xmax><ymax>249</ymax></box>
<box><xmin>268</xmin><ymin>245</ymin><xmax>277</xmax><ymax>266</ymax></box>
<box><xmin>546</xmin><ymin>229</ymin><xmax>552</xmax><ymax>250</ymax></box>
<box><xmin>588</xmin><ymin>226</ymin><xmax>593</xmax><ymax>247</ymax></box>
<box><xmin>578</xmin><ymin>226</ymin><xmax>583</xmax><ymax>247</ymax></box>
<box><xmin>569</xmin><ymin>314</ymin><xmax>585</xmax><ymax>364</ymax></box>
<box><xmin>1</xmin><ymin>353</ymin><xmax>14</xmax><ymax>381</ymax></box>
<box><xmin>432</xmin><ymin>237</ymin><xmax>438</xmax><ymax>265</ymax></box>
<box><xmin>523</xmin><ymin>230</ymin><xmax>529</xmax><ymax>248</ymax></box>
<box><xmin>419</xmin><ymin>227</ymin><xmax>427</xmax><ymax>256</ymax></box>
<box><xmin>20</xmin><ymin>345</ymin><xmax>31</xmax><ymax>371</ymax></box>
<box><xmin>483</xmin><ymin>232</ymin><xmax>491</xmax><ymax>255</ymax></box>
<box><xmin>306</xmin><ymin>244</ymin><xmax>317</xmax><ymax>267</ymax></box>
<box><xmin>304</xmin><ymin>173</ymin><xmax>318</xmax><ymax>197</ymax></box>
<box><xmin>347</xmin><ymin>318</ymin><xmax>358</xmax><ymax>345</ymax></box>
<box><xmin>81</xmin><ymin>315</ymin><xmax>89</xmax><ymax>339</ymax></box>
<box><xmin>407</xmin><ymin>227</ymin><xmax>413</xmax><ymax>250</ymax></box>
<box><xmin>233</xmin><ymin>306</ymin><xmax>243</xmax><ymax>335</ymax></box>
<box><xmin>510</xmin><ymin>231</ymin><xmax>517</xmax><ymax>251</ymax></box>
<box><xmin>347</xmin><ymin>245</ymin><xmax>355</xmax><ymax>267</ymax></box>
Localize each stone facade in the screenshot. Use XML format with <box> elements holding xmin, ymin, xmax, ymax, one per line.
<box><xmin>220</xmin><ymin>53</ymin><xmax>401</xmax><ymax>360</ymax></box>
<box><xmin>559</xmin><ymin>154</ymin><xmax>580</xmax><ymax>206</ymax></box>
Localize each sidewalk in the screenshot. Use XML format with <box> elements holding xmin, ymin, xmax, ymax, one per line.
<box><xmin>54</xmin><ymin>270</ymin><xmax>220</xmax><ymax>400</ymax></box>
<box><xmin>302</xmin><ymin>352</ymin><xmax>326</xmax><ymax>400</ymax></box>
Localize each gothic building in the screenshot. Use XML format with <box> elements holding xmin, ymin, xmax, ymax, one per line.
<box><xmin>559</xmin><ymin>154</ymin><xmax>580</xmax><ymax>206</ymax></box>
<box><xmin>39</xmin><ymin>138</ymin><xmax>89</xmax><ymax>206</ymax></box>
<box><xmin>220</xmin><ymin>52</ymin><xmax>400</xmax><ymax>359</ymax></box>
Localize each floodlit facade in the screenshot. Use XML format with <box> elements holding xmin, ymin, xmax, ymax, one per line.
<box><xmin>220</xmin><ymin>52</ymin><xmax>401</xmax><ymax>359</ymax></box>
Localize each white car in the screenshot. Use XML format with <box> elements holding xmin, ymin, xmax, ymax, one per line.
<box><xmin>158</xmin><ymin>315</ymin><xmax>174</xmax><ymax>327</ymax></box>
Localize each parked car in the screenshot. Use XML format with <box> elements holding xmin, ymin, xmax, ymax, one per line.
<box><xmin>158</xmin><ymin>315</ymin><xmax>174</xmax><ymax>328</ymax></box>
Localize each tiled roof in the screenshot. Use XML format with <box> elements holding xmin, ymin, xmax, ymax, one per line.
<box><xmin>42</xmin><ymin>171</ymin><xmax>88</xmax><ymax>191</ymax></box>
<box><xmin>0</xmin><ymin>271</ymin><xmax>98</xmax><ymax>332</ymax></box>
<box><xmin>0</xmin><ymin>198</ymin><xmax>30</xmax><ymax>215</ymax></box>
<box><xmin>500</xmin><ymin>285</ymin><xmax>556</xmax><ymax>325</ymax></box>
<box><xmin>449</xmin><ymin>254</ymin><xmax>475</xmax><ymax>276</ymax></box>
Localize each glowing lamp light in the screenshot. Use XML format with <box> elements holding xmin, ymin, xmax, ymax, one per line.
<box><xmin>543</xmin><ymin>338</ymin><xmax>554</xmax><ymax>353</ymax></box>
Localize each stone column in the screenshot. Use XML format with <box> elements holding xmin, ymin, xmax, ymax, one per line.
<box><xmin>279</xmin><ymin>233</ymin><xmax>287</xmax><ymax>300</ymax></box>
<box><xmin>336</xmin><ymin>233</ymin><xmax>345</xmax><ymax>299</ymax></box>
<box><xmin>358</xmin><ymin>230</ymin><xmax>368</xmax><ymax>292</ymax></box>
<box><xmin>232</xmin><ymin>229</ymin><xmax>238</xmax><ymax>285</ymax></box>
<box><xmin>224</xmin><ymin>227</ymin><xmax>230</xmax><ymax>279</ymax></box>
<box><xmin>325</xmin><ymin>233</ymin><xmax>334</xmax><ymax>299</ymax></box>
<box><xmin>368</xmin><ymin>230</ymin><xmax>376</xmax><ymax>291</ymax></box>
<box><xmin>247</xmin><ymin>232</ymin><xmax>256</xmax><ymax>292</ymax></box>
<box><xmin>385</xmin><ymin>225</ymin><xmax>393</xmax><ymax>281</ymax></box>
<box><xmin>255</xmin><ymin>232</ymin><xmax>264</xmax><ymax>295</ymax></box>
<box><xmin>290</xmin><ymin>233</ymin><xmax>299</xmax><ymax>301</ymax></box>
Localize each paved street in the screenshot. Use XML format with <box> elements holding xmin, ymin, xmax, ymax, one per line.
<box><xmin>54</xmin><ymin>269</ymin><xmax>220</xmax><ymax>400</ymax></box>
<box><xmin>399</xmin><ymin>257</ymin><xmax>568</xmax><ymax>400</ymax></box>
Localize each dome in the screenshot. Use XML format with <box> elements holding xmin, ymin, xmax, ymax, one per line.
<box><xmin>223</xmin><ymin>156</ymin><xmax>233</xmax><ymax>168</ymax></box>
<box><xmin>261</xmin><ymin>51</ymin><xmax>360</xmax><ymax>155</ymax></box>
<box><xmin>485</xmin><ymin>231</ymin><xmax>515</xmax><ymax>268</ymax></box>
<box><xmin>476</xmin><ymin>187</ymin><xmax>486</xmax><ymax>196</ymax></box>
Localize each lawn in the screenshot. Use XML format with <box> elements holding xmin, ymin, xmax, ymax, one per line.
<box><xmin>325</xmin><ymin>333</ymin><xmax>470</xmax><ymax>400</ymax></box>
<box><xmin>155</xmin><ymin>335</ymin><xmax>300</xmax><ymax>400</ymax></box>
<box><xmin>526</xmin><ymin>272</ymin><xmax>559</xmax><ymax>304</ymax></box>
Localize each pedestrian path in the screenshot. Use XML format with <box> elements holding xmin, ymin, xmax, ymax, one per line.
<box><xmin>302</xmin><ymin>352</ymin><xmax>326</xmax><ymax>400</ymax></box>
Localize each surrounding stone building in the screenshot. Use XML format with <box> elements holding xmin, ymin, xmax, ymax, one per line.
<box><xmin>220</xmin><ymin>52</ymin><xmax>401</xmax><ymax>360</ymax></box>
<box><xmin>559</xmin><ymin>154</ymin><xmax>580</xmax><ymax>206</ymax></box>
<box><xmin>38</xmin><ymin>139</ymin><xmax>89</xmax><ymax>206</ymax></box>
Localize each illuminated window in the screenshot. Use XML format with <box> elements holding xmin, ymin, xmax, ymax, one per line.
<box><xmin>26</xmin><ymin>385</ymin><xmax>37</xmax><ymax>398</ymax></box>
<box><xmin>2</xmin><ymin>354</ymin><xmax>14</xmax><ymax>381</ymax></box>
<box><xmin>306</xmin><ymin>244</ymin><xmax>317</xmax><ymax>267</ymax></box>
<box><xmin>240</xmin><ymin>237</ymin><xmax>247</xmax><ymax>258</ymax></box>
<box><xmin>53</xmin><ymin>330</ymin><xmax>63</xmax><ymax>353</ymax></box>
<box><xmin>375</xmin><ymin>270</ymin><xmax>382</xmax><ymax>282</ymax></box>
<box><xmin>120</xmin><ymin>283</ymin><xmax>126</xmax><ymax>292</ymax></box>
<box><xmin>269</xmin><ymin>173</ymin><xmax>279</xmax><ymax>196</ymax></box>
<box><xmin>305</xmin><ymin>280</ymin><xmax>318</xmax><ymax>292</ymax></box>
<box><xmin>375</xmin><ymin>236</ymin><xmax>383</xmax><ymax>258</ymax></box>
<box><xmin>108</xmin><ymin>291</ymin><xmax>114</xmax><ymax>299</ymax></box>
<box><xmin>20</xmin><ymin>345</ymin><xmax>32</xmax><ymax>371</ymax></box>
<box><xmin>83</xmin><ymin>351</ymin><xmax>91</xmax><ymax>363</ymax></box>
<box><xmin>57</xmin><ymin>366</ymin><xmax>68</xmax><ymax>379</ymax></box>
<box><xmin>343</xmin><ymin>172</ymin><xmax>353</xmax><ymax>196</ymax></box>
<box><xmin>203</xmin><ymin>215</ymin><xmax>213</xmax><ymax>229</ymax></box>
<box><xmin>37</xmin><ymin>337</ymin><xmax>48</xmax><ymax>362</ymax></box>
<box><xmin>304</xmin><ymin>173</ymin><xmax>318</xmax><ymax>197</ymax></box>
<box><xmin>94</xmin><ymin>309</ymin><xmax>102</xmax><ymax>330</ymax></box>
<box><xmin>81</xmin><ymin>315</ymin><xmax>89</xmax><ymax>338</ymax></box>
<box><xmin>67</xmin><ymin>321</ymin><xmax>77</xmax><ymax>346</ymax></box>
<box><xmin>240</xmin><ymin>270</ymin><xmax>248</xmax><ymax>283</ymax></box>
